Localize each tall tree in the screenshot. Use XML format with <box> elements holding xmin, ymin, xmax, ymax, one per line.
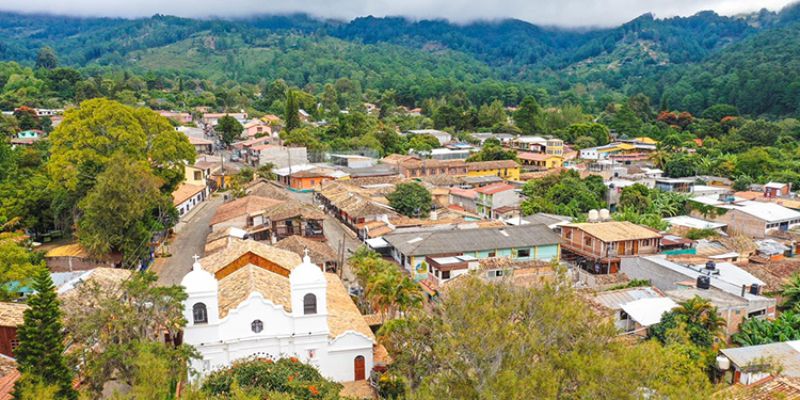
<box><xmin>35</xmin><ymin>47</ymin><xmax>58</xmax><ymax>70</ymax></box>
<box><xmin>387</xmin><ymin>182</ymin><xmax>432</xmax><ymax>218</ymax></box>
<box><xmin>77</xmin><ymin>155</ymin><xmax>173</xmax><ymax>265</ymax></box>
<box><xmin>514</xmin><ymin>95</ymin><xmax>543</xmax><ymax>134</ymax></box>
<box><xmin>215</xmin><ymin>115</ymin><xmax>243</xmax><ymax>147</ymax></box>
<box><xmin>14</xmin><ymin>268</ymin><xmax>76</xmax><ymax>400</ymax></box>
<box><xmin>379</xmin><ymin>276</ymin><xmax>712</xmax><ymax>398</ymax></box>
<box><xmin>284</xmin><ymin>89</ymin><xmax>300</xmax><ymax>131</ymax></box>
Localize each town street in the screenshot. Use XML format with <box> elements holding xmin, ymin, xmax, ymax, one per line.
<box><xmin>151</xmin><ymin>195</ymin><xmax>223</xmax><ymax>285</ymax></box>
<box><xmin>287</xmin><ymin>190</ymin><xmax>363</xmax><ymax>288</ymax></box>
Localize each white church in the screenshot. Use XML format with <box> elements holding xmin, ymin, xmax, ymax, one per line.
<box><xmin>181</xmin><ymin>239</ymin><xmax>376</xmax><ymax>382</ymax></box>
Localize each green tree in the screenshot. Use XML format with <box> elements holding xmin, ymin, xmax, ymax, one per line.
<box><xmin>733</xmin><ymin>311</ymin><xmax>800</xmax><ymax>346</ymax></box>
<box><xmin>514</xmin><ymin>95</ymin><xmax>543</xmax><ymax>134</ymax></box>
<box><xmin>14</xmin><ymin>267</ymin><xmax>76</xmax><ymax>400</ymax></box>
<box><xmin>618</xmin><ymin>183</ymin><xmax>652</xmax><ymax>214</ymax></box>
<box><xmin>406</xmin><ymin>134</ymin><xmax>439</xmax><ymax>153</ymax></box>
<box><xmin>200</xmin><ymin>357</ymin><xmax>342</xmax><ymax>399</ymax></box>
<box><xmin>387</xmin><ymin>182</ymin><xmax>432</xmax><ymax>218</ymax></box>
<box><xmin>0</xmin><ymin>233</ymin><xmax>40</xmax><ymax>301</ymax></box>
<box><xmin>701</xmin><ymin>104</ymin><xmax>738</xmax><ymax>122</ymax></box>
<box><xmin>379</xmin><ymin>276</ymin><xmax>712</xmax><ymax>398</ymax></box>
<box><xmin>565</xmin><ymin>122</ymin><xmax>610</xmax><ymax>145</ymax></box>
<box><xmin>256</xmin><ymin>163</ymin><xmax>276</xmax><ymax>180</ymax></box>
<box><xmin>215</xmin><ymin>115</ymin><xmax>244</xmax><ymax>147</ymax></box>
<box><xmin>650</xmin><ymin>296</ymin><xmax>726</xmax><ymax>351</ymax></box>
<box><xmin>781</xmin><ymin>274</ymin><xmax>800</xmax><ymax>310</ymax></box>
<box><xmin>48</xmin><ymin>98</ymin><xmax>195</xmax><ymax>212</ymax></box>
<box><xmin>284</xmin><ymin>90</ymin><xmax>301</xmax><ymax>131</ymax></box>
<box><xmin>35</xmin><ymin>47</ymin><xmax>58</xmax><ymax>70</ymax></box>
<box><xmin>62</xmin><ymin>271</ymin><xmax>191</xmax><ymax>396</ymax></box>
<box><xmin>77</xmin><ymin>155</ymin><xmax>173</xmax><ymax>265</ymax></box>
<box><xmin>466</xmin><ymin>142</ymin><xmax>517</xmax><ymax>162</ymax></box>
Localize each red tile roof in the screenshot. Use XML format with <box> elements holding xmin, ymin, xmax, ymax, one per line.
<box><xmin>475</xmin><ymin>183</ymin><xmax>514</xmax><ymax>195</ymax></box>
<box><xmin>450</xmin><ymin>187</ymin><xmax>478</xmax><ymax>199</ymax></box>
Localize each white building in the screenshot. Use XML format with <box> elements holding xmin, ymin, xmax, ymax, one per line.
<box><xmin>181</xmin><ymin>241</ymin><xmax>376</xmax><ymax>382</ymax></box>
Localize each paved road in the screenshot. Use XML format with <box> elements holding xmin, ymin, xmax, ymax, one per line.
<box><xmin>287</xmin><ymin>190</ymin><xmax>363</xmax><ymax>288</ymax></box>
<box><xmin>151</xmin><ymin>195</ymin><xmax>224</xmax><ymax>285</ymax></box>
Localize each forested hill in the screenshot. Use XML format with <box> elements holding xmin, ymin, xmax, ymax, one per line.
<box><xmin>0</xmin><ymin>3</ymin><xmax>800</xmax><ymax>116</ymax></box>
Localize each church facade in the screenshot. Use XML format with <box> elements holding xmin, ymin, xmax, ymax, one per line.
<box><xmin>181</xmin><ymin>240</ymin><xmax>375</xmax><ymax>382</ymax></box>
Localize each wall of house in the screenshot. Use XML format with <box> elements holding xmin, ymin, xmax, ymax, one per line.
<box><xmin>695</xmin><ymin>209</ymin><xmax>766</xmax><ymax>238</ymax></box>
<box><xmin>291</xmin><ymin>176</ymin><xmax>333</xmax><ymax>191</ymax></box>
<box><xmin>259</xmin><ymin>147</ymin><xmax>308</xmax><ymax>169</ymax></box>
<box><xmin>0</xmin><ymin>326</ymin><xmax>17</xmax><ymax>357</ymax></box>
<box><xmin>211</xmin><ymin>215</ymin><xmax>248</xmax><ymax>233</ymax></box>
<box><xmin>185</xmin><ymin>166</ymin><xmax>209</xmax><ymax>187</ymax></box>
<box><xmin>401</xmin><ymin>244</ymin><xmax>560</xmax><ymax>280</ymax></box>
<box><xmin>448</xmin><ymin>195</ymin><xmax>477</xmax><ymax>213</ymax></box>
<box><xmin>489</xmin><ymin>191</ymin><xmax>519</xmax><ymax>216</ymax></box>
<box><xmin>177</xmin><ymin>190</ymin><xmax>206</xmax><ymax>217</ymax></box>
<box><xmin>466</xmin><ymin>167</ymin><xmax>520</xmax><ymax>181</ymax></box>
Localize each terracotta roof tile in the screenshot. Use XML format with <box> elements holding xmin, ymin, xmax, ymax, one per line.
<box><xmin>0</xmin><ymin>303</ymin><xmax>27</xmax><ymax>327</ymax></box>
<box><xmin>210</xmin><ymin>196</ymin><xmax>285</xmax><ymax>226</ymax></box>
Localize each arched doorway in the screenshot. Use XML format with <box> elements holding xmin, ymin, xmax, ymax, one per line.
<box><xmin>354</xmin><ymin>355</ymin><xmax>365</xmax><ymax>381</ymax></box>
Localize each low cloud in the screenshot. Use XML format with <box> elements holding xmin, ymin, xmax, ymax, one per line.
<box><xmin>0</xmin><ymin>0</ymin><xmax>794</xmax><ymax>27</ymax></box>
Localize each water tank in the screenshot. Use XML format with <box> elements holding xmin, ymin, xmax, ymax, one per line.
<box><xmin>716</xmin><ymin>356</ymin><xmax>730</xmax><ymax>371</ymax></box>
<box><xmin>705</xmin><ymin>261</ymin><xmax>716</xmax><ymax>271</ymax></box>
<box><xmin>697</xmin><ymin>275</ymin><xmax>711</xmax><ymax>289</ymax></box>
<box><xmin>599</xmin><ymin>209</ymin><xmax>611</xmax><ymax>221</ymax></box>
<box><xmin>750</xmin><ymin>283</ymin><xmax>761</xmax><ymax>295</ymax></box>
<box><xmin>588</xmin><ymin>209</ymin><xmax>600</xmax><ymax>223</ymax></box>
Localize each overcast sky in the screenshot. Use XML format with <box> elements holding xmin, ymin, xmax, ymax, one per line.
<box><xmin>0</xmin><ymin>0</ymin><xmax>795</xmax><ymax>27</ymax></box>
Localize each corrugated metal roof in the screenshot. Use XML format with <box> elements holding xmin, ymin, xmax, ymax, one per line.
<box><xmin>384</xmin><ymin>224</ymin><xmax>559</xmax><ymax>256</ymax></box>
<box><xmin>721</xmin><ymin>341</ymin><xmax>800</xmax><ymax>377</ymax></box>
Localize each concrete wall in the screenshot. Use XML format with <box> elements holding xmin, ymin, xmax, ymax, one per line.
<box><xmin>259</xmin><ymin>147</ymin><xmax>309</xmax><ymax>169</ymax></box>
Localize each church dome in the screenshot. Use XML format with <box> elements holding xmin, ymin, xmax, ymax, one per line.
<box><xmin>290</xmin><ymin>250</ymin><xmax>326</xmax><ymax>286</ymax></box>
<box><xmin>181</xmin><ymin>255</ymin><xmax>218</xmax><ymax>293</ymax></box>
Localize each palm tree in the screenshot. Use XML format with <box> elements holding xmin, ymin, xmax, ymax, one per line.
<box><xmin>674</xmin><ymin>296</ymin><xmax>727</xmax><ymax>342</ymax></box>
<box><xmin>781</xmin><ymin>273</ymin><xmax>800</xmax><ymax>310</ymax></box>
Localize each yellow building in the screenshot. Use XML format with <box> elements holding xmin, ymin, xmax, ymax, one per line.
<box><xmin>465</xmin><ymin>160</ymin><xmax>520</xmax><ymax>181</ymax></box>
<box><xmin>518</xmin><ymin>152</ymin><xmax>563</xmax><ymax>170</ymax></box>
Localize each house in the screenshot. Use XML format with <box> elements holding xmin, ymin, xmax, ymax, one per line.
<box><xmin>44</xmin><ymin>243</ymin><xmax>122</xmax><ymax>272</ymax></box>
<box><xmin>449</xmin><ymin>188</ymin><xmax>478</xmax><ymax>214</ymax></box>
<box><xmin>691</xmin><ymin>195</ymin><xmax>800</xmax><ymax>238</ymax></box>
<box><xmin>620</xmin><ymin>256</ymin><xmax>776</xmax><ymax>337</ymax></box>
<box><xmin>427</xmin><ymin>148</ymin><xmax>472</xmax><ymax>161</ymax></box>
<box><xmin>330</xmin><ymin>155</ymin><xmax>376</xmax><ymax>169</ymax></box>
<box><xmin>655</xmin><ymin>177</ymin><xmax>695</xmax><ymax>193</ymax></box>
<box><xmin>315</xmin><ymin>182</ymin><xmax>398</xmax><ymax>230</ymax></box>
<box><xmin>469</xmin><ymin>132</ymin><xmax>515</xmax><ymax>146</ymax></box>
<box><xmin>466</xmin><ymin>160</ymin><xmax>520</xmax><ymax>181</ymax></box>
<box><xmin>274</xmin><ymin>164</ymin><xmax>349</xmax><ymax>191</ymax></box>
<box><xmin>383</xmin><ymin>224</ymin><xmax>561</xmax><ymax>281</ymax></box>
<box><xmin>209</xmin><ymin>196</ymin><xmax>285</xmax><ymax>239</ymax></box>
<box><xmin>398</xmin><ymin>159</ymin><xmax>467</xmax><ymax>178</ymax></box>
<box><xmin>715</xmin><ymin>376</ymin><xmax>800</xmax><ymax>399</ymax></box>
<box><xmin>718</xmin><ymin>341</ymin><xmax>800</xmax><ymax>385</ymax></box>
<box><xmin>590</xmin><ymin>287</ymin><xmax>677</xmax><ymax>336</ymax></box>
<box><xmin>505</xmin><ymin>213</ymin><xmax>572</xmax><ymax>231</ymax></box>
<box><xmin>764</xmin><ymin>182</ymin><xmax>791</xmax><ymax>198</ymax></box>
<box><xmin>462</xmin><ymin>175</ymin><xmax>504</xmax><ymax>188</ymax></box>
<box><xmin>254</xmin><ymin>145</ymin><xmax>308</xmax><ymax>169</ymax></box>
<box><xmin>173</xmin><ymin>183</ymin><xmax>207</xmax><ymax>217</ymax></box>
<box><xmin>275</xmin><ymin>235</ymin><xmax>339</xmax><ymax>273</ymax></box>
<box><xmin>664</xmin><ymin>216</ymin><xmax>726</xmax><ymax>233</ymax></box>
<box><xmin>262</xmin><ymin>201</ymin><xmax>326</xmax><ymax>242</ymax></box>
<box><xmin>194</xmin><ymin>155</ymin><xmax>240</xmax><ymax>189</ymax></box>
<box><xmin>474</xmin><ymin>183</ymin><xmax>518</xmax><ymax>219</ymax></box>
<box><xmin>243</xmin><ymin>119</ymin><xmax>273</xmax><ymax>139</ymax></box>
<box><xmin>517</xmin><ymin>152</ymin><xmax>563</xmax><ymax>170</ymax></box>
<box><xmin>0</xmin><ymin>354</ymin><xmax>19</xmax><ymax>400</ymax></box>
<box><xmin>0</xmin><ymin>303</ymin><xmax>27</xmax><ymax>357</ymax></box>
<box><xmin>202</xmin><ymin>112</ymin><xmax>247</xmax><ymax>127</ymax></box>
<box><xmin>158</xmin><ymin>111</ymin><xmax>193</xmax><ymax>124</ymax></box>
<box><xmin>561</xmin><ymin>221</ymin><xmax>662</xmax><ymax>274</ymax></box>
<box><xmin>245</xmin><ymin>179</ymin><xmax>292</xmax><ymax>201</ymax></box>
<box><xmin>10</xmin><ymin>130</ymin><xmax>45</xmax><ymax>146</ymax></box>
<box><xmin>181</xmin><ymin>241</ymin><xmax>376</xmax><ymax>382</ymax></box>
<box><xmin>261</xmin><ymin>114</ymin><xmax>282</xmax><ymax>126</ymax></box>
<box><xmin>187</xmin><ymin>136</ymin><xmax>214</xmax><ymax>154</ymax></box>
<box><xmin>405</xmin><ymin>129</ymin><xmax>452</xmax><ymax>146</ymax></box>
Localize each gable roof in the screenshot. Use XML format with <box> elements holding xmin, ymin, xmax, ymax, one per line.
<box><xmin>721</xmin><ymin>341</ymin><xmax>800</xmax><ymax>378</ymax></box>
<box><xmin>449</xmin><ymin>187</ymin><xmax>477</xmax><ymax>199</ymax></box>
<box><xmin>475</xmin><ymin>183</ymin><xmax>514</xmax><ymax>195</ymax></box>
<box><xmin>275</xmin><ymin>236</ymin><xmax>337</xmax><ymax>265</ymax></box>
<box><xmin>203</xmin><ymin>240</ymin><xmax>373</xmax><ymax>340</ymax></box>
<box><xmin>384</xmin><ymin>224</ymin><xmax>560</xmax><ymax>256</ymax></box>
<box><xmin>172</xmin><ymin>183</ymin><xmax>205</xmax><ymax>206</ymax></box>
<box><xmin>199</xmin><ymin>239</ymin><xmax>301</xmax><ymax>277</ymax></box>
<box><xmin>263</xmin><ymin>201</ymin><xmax>325</xmax><ymax>221</ymax></box>
<box><xmin>245</xmin><ymin>180</ymin><xmax>292</xmax><ymax>201</ymax></box>
<box><xmin>0</xmin><ymin>303</ymin><xmax>27</xmax><ymax>327</ymax></box>
<box><xmin>210</xmin><ymin>196</ymin><xmax>285</xmax><ymax>226</ymax></box>
<box><xmin>566</xmin><ymin>221</ymin><xmax>662</xmax><ymax>242</ymax></box>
